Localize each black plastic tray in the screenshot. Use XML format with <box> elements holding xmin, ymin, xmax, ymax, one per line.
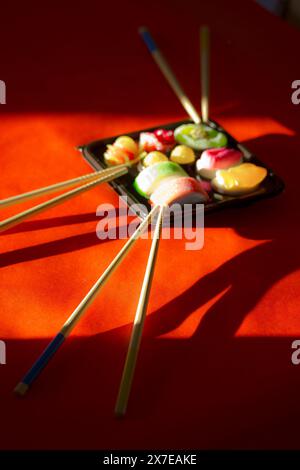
<box><xmin>78</xmin><ymin>119</ymin><xmax>285</xmax><ymax>219</ymax></box>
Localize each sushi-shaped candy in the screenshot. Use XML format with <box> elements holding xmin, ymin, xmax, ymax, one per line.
<box><xmin>104</xmin><ymin>136</ymin><xmax>138</xmax><ymax>165</ymax></box>
<box><xmin>133</xmin><ymin>161</ymin><xmax>187</xmax><ymax>198</ymax></box>
<box><xmin>196</xmin><ymin>147</ymin><xmax>243</xmax><ymax>180</ymax></box>
<box><xmin>139</xmin><ymin>129</ymin><xmax>175</xmax><ymax>153</ymax></box>
<box><xmin>170</xmin><ymin>145</ymin><xmax>196</xmax><ymax>165</ymax></box>
<box><xmin>143</xmin><ymin>151</ymin><xmax>168</xmax><ymax>167</ymax></box>
<box><xmin>174</xmin><ymin>123</ymin><xmax>227</xmax><ymax>150</ymax></box>
<box><xmin>150</xmin><ymin>176</ymin><xmax>209</xmax><ymax>206</ymax></box>
<box><xmin>212</xmin><ymin>163</ymin><xmax>268</xmax><ymax>196</ymax></box>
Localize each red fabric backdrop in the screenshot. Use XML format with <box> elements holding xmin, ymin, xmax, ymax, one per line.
<box><xmin>0</xmin><ymin>0</ymin><xmax>300</xmax><ymax>449</ymax></box>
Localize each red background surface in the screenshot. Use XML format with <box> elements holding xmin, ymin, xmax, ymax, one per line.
<box><xmin>1</xmin><ymin>0</ymin><xmax>300</xmax><ymax>449</ymax></box>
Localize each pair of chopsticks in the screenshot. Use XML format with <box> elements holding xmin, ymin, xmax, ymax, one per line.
<box><xmin>0</xmin><ymin>164</ymin><xmax>132</xmax><ymax>233</ymax></box>
<box><xmin>0</xmin><ymin>27</ymin><xmax>209</xmax><ymax>234</ymax></box>
<box><xmin>139</xmin><ymin>26</ymin><xmax>210</xmax><ymax>124</ymax></box>
<box><xmin>14</xmin><ymin>25</ymin><xmax>210</xmax><ymax>416</ymax></box>
<box><xmin>15</xmin><ymin>203</ymin><xmax>164</xmax><ymax>413</ymax></box>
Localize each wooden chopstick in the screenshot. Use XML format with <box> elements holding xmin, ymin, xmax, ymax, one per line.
<box><xmin>0</xmin><ymin>166</ymin><xmax>121</xmax><ymax>209</ymax></box>
<box><xmin>115</xmin><ymin>204</ymin><xmax>164</xmax><ymax>417</ymax></box>
<box><xmin>139</xmin><ymin>27</ymin><xmax>201</xmax><ymax>124</ymax></box>
<box><xmin>0</xmin><ymin>166</ymin><xmax>128</xmax><ymax>233</ymax></box>
<box><xmin>200</xmin><ymin>26</ymin><xmax>210</xmax><ymax>123</ymax></box>
<box><xmin>0</xmin><ymin>151</ymin><xmax>143</xmax><ymax>209</ymax></box>
<box><xmin>14</xmin><ymin>205</ymin><xmax>159</xmax><ymax>396</ymax></box>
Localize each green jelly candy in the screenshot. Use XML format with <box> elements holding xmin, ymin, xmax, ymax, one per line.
<box><xmin>133</xmin><ymin>161</ymin><xmax>187</xmax><ymax>198</ymax></box>
<box><xmin>174</xmin><ymin>123</ymin><xmax>227</xmax><ymax>150</ymax></box>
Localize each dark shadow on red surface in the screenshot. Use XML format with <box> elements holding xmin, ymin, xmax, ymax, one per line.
<box><xmin>2</xmin><ymin>332</ymin><xmax>300</xmax><ymax>449</ymax></box>
<box><xmin>0</xmin><ymin>208</ymin><xmax>121</xmax><ymax>236</ymax></box>
<box><xmin>0</xmin><ymin>231</ymin><xmax>104</xmax><ymax>267</ymax></box>
<box><xmin>0</xmin><ymin>223</ymin><xmax>131</xmax><ymax>268</ymax></box>
<box><xmin>1</xmin><ymin>0</ymin><xmax>299</xmax><ymax>141</ymax></box>
<box><xmin>0</xmin><ymin>212</ymin><xmax>99</xmax><ymax>235</ymax></box>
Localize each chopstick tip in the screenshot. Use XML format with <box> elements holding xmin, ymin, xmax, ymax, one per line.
<box><xmin>138</xmin><ymin>26</ymin><xmax>148</xmax><ymax>34</ymax></box>
<box><xmin>200</xmin><ymin>25</ymin><xmax>210</xmax><ymax>36</ymax></box>
<box><xmin>14</xmin><ymin>382</ymin><xmax>29</xmax><ymax>397</ymax></box>
<box><xmin>114</xmin><ymin>410</ymin><xmax>126</xmax><ymax>419</ymax></box>
<box><xmin>114</xmin><ymin>401</ymin><xmax>127</xmax><ymax>418</ymax></box>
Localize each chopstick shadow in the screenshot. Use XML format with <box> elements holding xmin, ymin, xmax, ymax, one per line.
<box><xmin>0</xmin><ymin>231</ymin><xmax>106</xmax><ymax>268</ymax></box>
<box><xmin>120</xmin><ymin>130</ymin><xmax>299</xmax><ymax>421</ymax></box>
<box><xmin>0</xmin><ymin>222</ymin><xmax>130</xmax><ymax>268</ymax></box>
<box><xmin>0</xmin><ymin>209</ymin><xmax>120</xmax><ymax>235</ymax></box>
<box><xmin>0</xmin><ymin>208</ymin><xmax>145</xmax><ymax>267</ymax></box>
<box><xmin>0</xmin><ymin>212</ymin><xmax>98</xmax><ymax>235</ymax></box>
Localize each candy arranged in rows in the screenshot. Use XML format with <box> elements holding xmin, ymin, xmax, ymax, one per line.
<box><xmin>104</xmin><ymin>123</ymin><xmax>268</xmax><ymax>204</ymax></box>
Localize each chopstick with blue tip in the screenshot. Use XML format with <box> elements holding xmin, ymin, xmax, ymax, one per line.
<box><xmin>14</xmin><ymin>205</ymin><xmax>159</xmax><ymax>396</ymax></box>
<box><xmin>139</xmin><ymin>27</ymin><xmax>201</xmax><ymax>124</ymax></box>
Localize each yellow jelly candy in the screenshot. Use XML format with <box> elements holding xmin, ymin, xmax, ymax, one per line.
<box><xmin>143</xmin><ymin>151</ymin><xmax>168</xmax><ymax>167</ymax></box>
<box><xmin>213</xmin><ymin>163</ymin><xmax>267</xmax><ymax>195</ymax></box>
<box><xmin>170</xmin><ymin>145</ymin><xmax>196</xmax><ymax>164</ymax></box>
